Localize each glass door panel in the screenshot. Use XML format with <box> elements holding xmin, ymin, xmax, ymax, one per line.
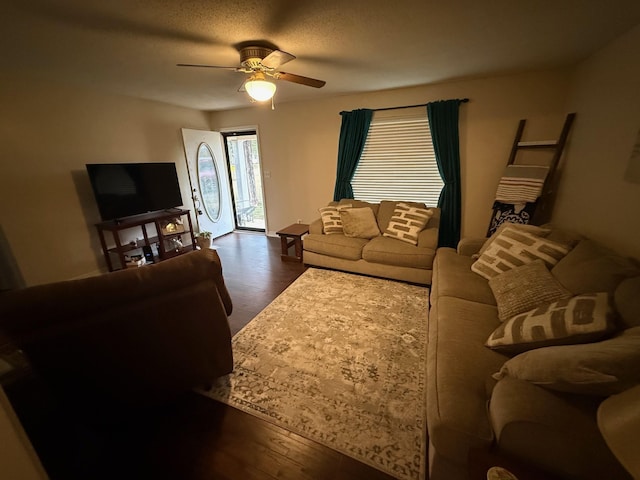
<box><xmin>224</xmin><ymin>132</ymin><xmax>266</xmax><ymax>231</ymax></box>
<box><xmin>197</xmin><ymin>143</ymin><xmax>221</xmax><ymax>221</ymax></box>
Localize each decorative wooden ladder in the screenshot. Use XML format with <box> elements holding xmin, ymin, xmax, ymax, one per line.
<box><xmin>491</xmin><ymin>112</ymin><xmax>576</xmax><ymax>231</ymax></box>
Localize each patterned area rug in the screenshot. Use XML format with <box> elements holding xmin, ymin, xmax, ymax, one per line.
<box><xmin>199</xmin><ymin>268</ymin><xmax>429</xmax><ymax>480</ymax></box>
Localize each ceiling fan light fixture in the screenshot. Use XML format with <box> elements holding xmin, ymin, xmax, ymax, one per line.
<box><xmin>244</xmin><ymin>74</ymin><xmax>277</xmax><ymax>102</ymax></box>
<box><xmin>245</xmin><ymin>78</ymin><xmax>277</xmax><ymax>102</ymax></box>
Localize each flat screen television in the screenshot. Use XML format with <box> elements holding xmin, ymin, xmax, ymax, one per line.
<box><xmin>86</xmin><ymin>162</ymin><xmax>183</xmax><ymax>221</ymax></box>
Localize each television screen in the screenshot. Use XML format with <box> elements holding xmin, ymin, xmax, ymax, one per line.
<box><xmin>86</xmin><ymin>163</ymin><xmax>183</xmax><ymax>221</ymax></box>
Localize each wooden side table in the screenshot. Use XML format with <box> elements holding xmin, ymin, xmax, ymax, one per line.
<box><xmin>276</xmin><ymin>223</ymin><xmax>309</xmax><ymax>262</ymax></box>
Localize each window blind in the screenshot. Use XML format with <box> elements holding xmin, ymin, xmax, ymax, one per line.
<box><xmin>351</xmin><ymin>110</ymin><xmax>443</xmax><ymax>207</ymax></box>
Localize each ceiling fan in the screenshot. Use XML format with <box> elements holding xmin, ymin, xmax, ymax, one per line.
<box><xmin>177</xmin><ymin>45</ymin><xmax>326</xmax><ymax>102</ymax></box>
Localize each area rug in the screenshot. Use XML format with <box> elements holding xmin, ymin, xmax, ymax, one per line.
<box><xmin>199</xmin><ymin>268</ymin><xmax>429</xmax><ymax>480</ymax></box>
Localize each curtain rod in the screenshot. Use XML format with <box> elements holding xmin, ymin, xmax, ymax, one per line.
<box><xmin>373</xmin><ymin>98</ymin><xmax>469</xmax><ymax>112</ymax></box>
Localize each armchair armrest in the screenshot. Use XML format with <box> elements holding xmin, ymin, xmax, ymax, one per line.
<box><xmin>457</xmin><ymin>237</ymin><xmax>486</xmax><ymax>256</ymax></box>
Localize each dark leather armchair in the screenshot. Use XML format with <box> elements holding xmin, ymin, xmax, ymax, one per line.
<box><xmin>0</xmin><ymin>249</ymin><xmax>233</xmax><ymax>416</ymax></box>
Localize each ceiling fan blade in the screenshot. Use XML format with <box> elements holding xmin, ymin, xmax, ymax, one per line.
<box><xmin>261</xmin><ymin>49</ymin><xmax>296</xmax><ymax>69</ymax></box>
<box><xmin>275</xmin><ymin>72</ymin><xmax>326</xmax><ymax>88</ymax></box>
<box><xmin>176</xmin><ymin>63</ymin><xmax>240</xmax><ymax>70</ymax></box>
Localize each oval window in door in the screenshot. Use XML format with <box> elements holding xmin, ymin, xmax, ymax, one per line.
<box><xmin>197</xmin><ymin>143</ymin><xmax>221</xmax><ymax>221</ymax></box>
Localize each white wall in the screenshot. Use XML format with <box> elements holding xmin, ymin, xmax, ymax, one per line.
<box><xmin>0</xmin><ymin>75</ymin><xmax>210</xmax><ymax>285</ymax></box>
<box><xmin>210</xmin><ymin>69</ymin><xmax>572</xmax><ymax>237</ymax></box>
<box><xmin>552</xmin><ymin>24</ymin><xmax>640</xmax><ymax>258</ymax></box>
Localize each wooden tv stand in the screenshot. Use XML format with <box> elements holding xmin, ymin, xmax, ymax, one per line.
<box><xmin>95</xmin><ymin>209</ymin><xmax>197</xmax><ymax>272</ymax></box>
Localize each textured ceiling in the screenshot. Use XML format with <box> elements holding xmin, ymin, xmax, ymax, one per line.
<box><xmin>2</xmin><ymin>0</ymin><xmax>640</xmax><ymax>111</ymax></box>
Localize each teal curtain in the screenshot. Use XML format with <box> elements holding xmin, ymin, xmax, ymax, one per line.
<box><xmin>333</xmin><ymin>109</ymin><xmax>373</xmax><ymax>201</ymax></box>
<box><xmin>427</xmin><ymin>99</ymin><xmax>465</xmax><ymax>248</ymax></box>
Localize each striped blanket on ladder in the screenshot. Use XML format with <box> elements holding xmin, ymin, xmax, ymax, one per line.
<box><xmin>495</xmin><ymin>165</ymin><xmax>549</xmax><ymax>203</ymax></box>
<box><xmin>487</xmin><ymin>164</ymin><xmax>550</xmax><ymax>236</ymax></box>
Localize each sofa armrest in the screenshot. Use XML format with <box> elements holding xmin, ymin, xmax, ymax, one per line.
<box><xmin>491</xmin><ymin>377</ymin><xmax>627</xmax><ymax>479</ymax></box>
<box><xmin>417</xmin><ymin>227</ymin><xmax>438</xmax><ymax>249</ymax></box>
<box><xmin>309</xmin><ymin>218</ymin><xmax>324</xmax><ymax>235</ymax></box>
<box><xmin>457</xmin><ymin>237</ymin><xmax>486</xmax><ymax>256</ymax></box>
<box><xmin>203</xmin><ymin>249</ymin><xmax>233</xmax><ymax>315</ymax></box>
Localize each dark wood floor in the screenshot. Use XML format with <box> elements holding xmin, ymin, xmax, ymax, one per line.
<box><xmin>214</xmin><ymin>231</ymin><xmax>309</xmax><ymax>336</ymax></box>
<box><xmin>9</xmin><ymin>232</ymin><xmax>397</xmax><ymax>480</ymax></box>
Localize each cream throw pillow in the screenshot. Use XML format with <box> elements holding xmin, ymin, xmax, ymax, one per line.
<box><xmin>489</xmin><ymin>260</ymin><xmax>572</xmax><ymax>321</ymax></box>
<box><xmin>383</xmin><ymin>203</ymin><xmax>433</xmax><ymax>245</ymax></box>
<box><xmin>471</xmin><ymin>227</ymin><xmax>571</xmax><ymax>280</ymax></box>
<box><xmin>486</xmin><ymin>292</ymin><xmax>615</xmax><ymax>354</ymax></box>
<box><xmin>319</xmin><ymin>204</ymin><xmax>352</xmax><ymax>234</ymax></box>
<box><xmin>340</xmin><ymin>207</ymin><xmax>380</xmax><ymax>239</ymax></box>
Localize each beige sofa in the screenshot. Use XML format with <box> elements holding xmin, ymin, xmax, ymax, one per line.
<box><xmin>427</xmin><ymin>224</ymin><xmax>640</xmax><ymax>480</ymax></box>
<box><xmin>303</xmin><ymin>199</ymin><xmax>440</xmax><ymax>285</ymax></box>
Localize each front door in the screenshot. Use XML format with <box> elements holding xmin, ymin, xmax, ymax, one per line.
<box><xmin>181</xmin><ymin>128</ymin><xmax>234</xmax><ymax>239</ymax></box>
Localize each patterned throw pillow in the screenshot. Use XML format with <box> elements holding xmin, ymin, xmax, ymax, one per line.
<box><xmin>471</xmin><ymin>227</ymin><xmax>571</xmax><ymax>280</ymax></box>
<box><xmin>340</xmin><ymin>207</ymin><xmax>381</xmax><ymax>239</ymax></box>
<box><xmin>476</xmin><ymin>222</ymin><xmax>552</xmax><ymax>257</ymax></box>
<box><xmin>319</xmin><ymin>204</ymin><xmax>352</xmax><ymax>234</ymax></box>
<box><xmin>486</xmin><ymin>292</ymin><xmax>615</xmax><ymax>354</ymax></box>
<box><xmin>383</xmin><ymin>203</ymin><xmax>434</xmax><ymax>245</ymax></box>
<box><xmin>489</xmin><ymin>260</ymin><xmax>572</xmax><ymax>321</ymax></box>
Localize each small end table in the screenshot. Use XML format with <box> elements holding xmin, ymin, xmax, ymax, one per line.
<box><xmin>276</xmin><ymin>223</ymin><xmax>309</xmax><ymax>262</ymax></box>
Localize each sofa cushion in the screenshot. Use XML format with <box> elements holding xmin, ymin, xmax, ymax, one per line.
<box><xmin>486</xmin><ymin>292</ymin><xmax>615</xmax><ymax>354</ymax></box>
<box><xmin>488</xmin><ymin>260</ymin><xmax>572</xmax><ymax>321</ymax></box>
<box><xmin>471</xmin><ymin>227</ymin><xmax>571</xmax><ymax>280</ymax></box>
<box><xmin>493</xmin><ymin>327</ymin><xmax>640</xmax><ymax>396</ymax></box>
<box><xmin>337</xmin><ymin>198</ymin><xmax>380</xmax><ymax>216</ymax></box>
<box><xmin>427</xmin><ymin>296</ymin><xmax>506</xmax><ymax>463</ymax></box>
<box><xmin>303</xmin><ymin>233</ymin><xmax>368</xmax><ymax>261</ymax></box>
<box><xmin>551</xmin><ymin>239</ymin><xmax>640</xmax><ymax>296</ymax></box>
<box><xmin>615</xmin><ymin>276</ymin><xmax>640</xmax><ymax>328</ymax></box>
<box><xmin>318</xmin><ymin>204</ymin><xmax>351</xmax><ymax>234</ymax></box>
<box><xmin>543</xmin><ymin>225</ymin><xmax>584</xmax><ymax>249</ymax></box>
<box><xmin>431</xmin><ymin>247</ymin><xmax>496</xmax><ymax>306</ymax></box>
<box><xmin>383</xmin><ymin>202</ymin><xmax>434</xmax><ymax>245</ymax></box>
<box><xmin>490</xmin><ymin>377</ymin><xmax>629</xmax><ymax>480</ymax></box>
<box><xmin>340</xmin><ymin>207</ymin><xmax>381</xmax><ymax>239</ymax></box>
<box><xmin>362</xmin><ymin>236</ymin><xmax>435</xmax><ymax>269</ymax></box>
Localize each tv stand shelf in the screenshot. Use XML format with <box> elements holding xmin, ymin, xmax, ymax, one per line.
<box><xmin>95</xmin><ymin>209</ymin><xmax>197</xmax><ymax>272</ymax></box>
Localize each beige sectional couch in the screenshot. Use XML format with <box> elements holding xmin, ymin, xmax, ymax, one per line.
<box><xmin>428</xmin><ymin>223</ymin><xmax>640</xmax><ymax>480</ymax></box>
<box><xmin>303</xmin><ymin>199</ymin><xmax>440</xmax><ymax>285</ymax></box>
